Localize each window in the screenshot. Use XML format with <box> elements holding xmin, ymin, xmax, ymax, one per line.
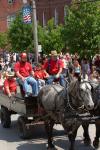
<box><xmin>54</xmin><ymin>8</ymin><xmax>58</xmax><ymax>25</ymax></box>
<box><xmin>8</xmin><ymin>0</ymin><xmax>14</xmax><ymax>4</ymax></box>
<box><xmin>7</xmin><ymin>15</ymin><xmax>16</xmax><ymax>28</ymax></box>
<box><xmin>64</xmin><ymin>6</ymin><xmax>67</xmax><ymax>17</ymax></box>
<box><xmin>43</xmin><ymin>11</ymin><xmax>46</xmax><ymax>27</ymax></box>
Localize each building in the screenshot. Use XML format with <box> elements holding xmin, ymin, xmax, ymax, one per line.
<box><xmin>0</xmin><ymin>0</ymin><xmax>23</xmax><ymax>32</ymax></box>
<box><xmin>0</xmin><ymin>0</ymin><xmax>71</xmax><ymax>33</ymax></box>
<box><xmin>36</xmin><ymin>0</ymin><xmax>71</xmax><ymax>26</ymax></box>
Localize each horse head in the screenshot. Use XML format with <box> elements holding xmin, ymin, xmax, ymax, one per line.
<box><xmin>77</xmin><ymin>77</ymin><xmax>94</xmax><ymax>110</ymax></box>
<box><xmin>89</xmin><ymin>80</ymin><xmax>100</xmax><ymax>111</ymax></box>
<box><xmin>68</xmin><ymin>77</ymin><xmax>94</xmax><ymax>111</ymax></box>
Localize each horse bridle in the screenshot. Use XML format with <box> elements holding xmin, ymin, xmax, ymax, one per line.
<box><xmin>67</xmin><ymin>81</ymin><xmax>93</xmax><ymax>113</ymax></box>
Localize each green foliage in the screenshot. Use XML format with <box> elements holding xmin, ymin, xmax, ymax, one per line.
<box><xmin>8</xmin><ymin>16</ymin><xmax>64</xmax><ymax>54</ymax></box>
<box><xmin>38</xmin><ymin>19</ymin><xmax>64</xmax><ymax>54</ymax></box>
<box><xmin>0</xmin><ymin>33</ymin><xmax>8</xmax><ymax>48</ymax></box>
<box><xmin>62</xmin><ymin>1</ymin><xmax>100</xmax><ymax>57</ymax></box>
<box><xmin>8</xmin><ymin>14</ymin><xmax>33</xmax><ymax>52</ymax></box>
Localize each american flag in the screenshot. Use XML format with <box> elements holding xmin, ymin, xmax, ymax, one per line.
<box><xmin>22</xmin><ymin>6</ymin><xmax>32</xmax><ymax>24</ymax></box>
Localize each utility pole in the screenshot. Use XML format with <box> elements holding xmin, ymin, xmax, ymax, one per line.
<box><xmin>23</xmin><ymin>0</ymin><xmax>38</xmax><ymax>63</ymax></box>
<box><xmin>32</xmin><ymin>0</ymin><xmax>38</xmax><ymax>63</ymax></box>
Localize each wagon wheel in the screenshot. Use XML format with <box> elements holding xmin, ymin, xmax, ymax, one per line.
<box><xmin>17</xmin><ymin>116</ymin><xmax>31</xmax><ymax>139</ymax></box>
<box><xmin>0</xmin><ymin>106</ymin><xmax>11</xmax><ymax>128</ymax></box>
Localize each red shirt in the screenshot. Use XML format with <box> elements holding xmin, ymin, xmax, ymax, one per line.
<box><xmin>34</xmin><ymin>70</ymin><xmax>46</xmax><ymax>79</ymax></box>
<box><xmin>14</xmin><ymin>61</ymin><xmax>32</xmax><ymax>77</ymax></box>
<box><xmin>44</xmin><ymin>59</ymin><xmax>63</xmax><ymax>75</ymax></box>
<box><xmin>4</xmin><ymin>79</ymin><xmax>17</xmax><ymax>94</ymax></box>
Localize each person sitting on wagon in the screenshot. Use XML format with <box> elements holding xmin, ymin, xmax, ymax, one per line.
<box><xmin>4</xmin><ymin>71</ymin><xmax>17</xmax><ymax>98</ymax></box>
<box><xmin>34</xmin><ymin>63</ymin><xmax>46</xmax><ymax>90</ymax></box>
<box><xmin>14</xmin><ymin>53</ymin><xmax>39</xmax><ymax>98</ymax></box>
<box><xmin>43</xmin><ymin>50</ymin><xmax>65</xmax><ymax>87</ymax></box>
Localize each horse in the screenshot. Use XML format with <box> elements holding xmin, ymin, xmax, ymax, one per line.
<box><xmin>38</xmin><ymin>77</ymin><xmax>94</xmax><ymax>150</ymax></box>
<box><xmin>82</xmin><ymin>81</ymin><xmax>100</xmax><ymax>149</ymax></box>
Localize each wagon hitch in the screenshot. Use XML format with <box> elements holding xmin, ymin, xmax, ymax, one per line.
<box><xmin>64</xmin><ymin>113</ymin><xmax>100</xmax><ymax>124</ymax></box>
<box><xmin>77</xmin><ymin>113</ymin><xmax>100</xmax><ymax>124</ymax></box>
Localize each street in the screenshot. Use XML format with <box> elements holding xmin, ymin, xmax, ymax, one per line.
<box><xmin>0</xmin><ymin>114</ymin><xmax>99</xmax><ymax>150</ymax></box>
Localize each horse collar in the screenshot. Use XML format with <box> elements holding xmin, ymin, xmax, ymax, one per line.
<box><xmin>68</xmin><ymin>93</ymin><xmax>85</xmax><ymax>113</ymax></box>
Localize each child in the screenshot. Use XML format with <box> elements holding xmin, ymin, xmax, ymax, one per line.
<box><xmin>4</xmin><ymin>71</ymin><xmax>17</xmax><ymax>97</ymax></box>
<box><xmin>34</xmin><ymin>64</ymin><xmax>46</xmax><ymax>90</ymax></box>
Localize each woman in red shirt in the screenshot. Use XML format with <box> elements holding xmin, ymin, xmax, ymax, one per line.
<box><xmin>4</xmin><ymin>71</ymin><xmax>17</xmax><ymax>97</ymax></box>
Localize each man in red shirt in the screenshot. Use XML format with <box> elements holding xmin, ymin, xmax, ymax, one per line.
<box><xmin>43</xmin><ymin>50</ymin><xmax>65</xmax><ymax>87</ymax></box>
<box><xmin>14</xmin><ymin>53</ymin><xmax>38</xmax><ymax>97</ymax></box>
<box><xmin>4</xmin><ymin>71</ymin><xmax>17</xmax><ymax>97</ymax></box>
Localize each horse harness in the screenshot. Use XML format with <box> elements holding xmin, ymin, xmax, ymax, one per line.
<box><xmin>51</xmin><ymin>83</ymin><xmax>85</xmax><ymax>115</ymax></box>
<box><xmin>68</xmin><ymin>81</ymin><xmax>93</xmax><ymax>113</ymax></box>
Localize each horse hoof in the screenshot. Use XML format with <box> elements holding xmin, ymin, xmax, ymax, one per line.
<box><xmin>47</xmin><ymin>145</ymin><xmax>57</xmax><ymax>150</ymax></box>
<box><xmin>47</xmin><ymin>147</ymin><xmax>57</xmax><ymax>150</ymax></box>
<box><xmin>84</xmin><ymin>138</ymin><xmax>91</xmax><ymax>146</ymax></box>
<box><xmin>69</xmin><ymin>148</ymin><xmax>75</xmax><ymax>150</ymax></box>
<box><xmin>93</xmin><ymin>140</ymin><xmax>99</xmax><ymax>149</ymax></box>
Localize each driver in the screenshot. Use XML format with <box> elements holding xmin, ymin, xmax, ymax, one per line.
<box><xmin>43</xmin><ymin>50</ymin><xmax>65</xmax><ymax>87</ymax></box>
<box><xmin>14</xmin><ymin>53</ymin><xmax>39</xmax><ymax>98</ymax></box>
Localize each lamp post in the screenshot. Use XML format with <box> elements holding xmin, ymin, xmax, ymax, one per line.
<box><xmin>22</xmin><ymin>0</ymin><xmax>38</xmax><ymax>63</ymax></box>
<box><xmin>32</xmin><ymin>0</ymin><xmax>38</xmax><ymax>63</ymax></box>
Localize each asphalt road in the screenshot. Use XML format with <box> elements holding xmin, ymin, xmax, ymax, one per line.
<box><xmin>0</xmin><ymin>114</ymin><xmax>99</xmax><ymax>150</ymax></box>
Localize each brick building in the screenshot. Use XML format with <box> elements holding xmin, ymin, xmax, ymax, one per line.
<box><xmin>0</xmin><ymin>0</ymin><xmax>23</xmax><ymax>32</ymax></box>
<box><xmin>36</xmin><ymin>0</ymin><xmax>71</xmax><ymax>26</ymax></box>
<box><xmin>0</xmin><ymin>0</ymin><xmax>71</xmax><ymax>33</ymax></box>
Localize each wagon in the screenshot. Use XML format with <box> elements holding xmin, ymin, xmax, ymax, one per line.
<box><xmin>0</xmin><ymin>87</ymin><xmax>44</xmax><ymax>139</ymax></box>
<box><xmin>0</xmin><ymin>84</ymin><xmax>100</xmax><ymax>140</ymax></box>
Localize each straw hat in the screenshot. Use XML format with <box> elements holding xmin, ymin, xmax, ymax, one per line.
<box><xmin>49</xmin><ymin>50</ymin><xmax>58</xmax><ymax>56</ymax></box>
<box><xmin>6</xmin><ymin>71</ymin><xmax>15</xmax><ymax>77</ymax></box>
<box><xmin>0</xmin><ymin>58</ymin><xmax>3</xmax><ymax>62</ymax></box>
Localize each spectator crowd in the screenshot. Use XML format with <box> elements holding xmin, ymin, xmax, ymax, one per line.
<box><xmin>0</xmin><ymin>50</ymin><xmax>100</xmax><ymax>99</ymax></box>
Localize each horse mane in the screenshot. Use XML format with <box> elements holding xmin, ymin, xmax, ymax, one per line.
<box><xmin>68</xmin><ymin>79</ymin><xmax>79</xmax><ymax>97</ymax></box>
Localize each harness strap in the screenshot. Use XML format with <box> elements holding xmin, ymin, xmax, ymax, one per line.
<box><xmin>47</xmin><ymin>59</ymin><xmax>60</xmax><ymax>74</ymax></box>
<box><xmin>51</xmin><ymin>85</ymin><xmax>64</xmax><ymax>111</ymax></box>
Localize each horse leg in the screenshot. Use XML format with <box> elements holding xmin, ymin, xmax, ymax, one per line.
<box><xmin>93</xmin><ymin>120</ymin><xmax>100</xmax><ymax>149</ymax></box>
<box><xmin>68</xmin><ymin>128</ymin><xmax>78</xmax><ymax>150</ymax></box>
<box><xmin>45</xmin><ymin>119</ymin><xmax>55</xmax><ymax>150</ymax></box>
<box><xmin>82</xmin><ymin>123</ymin><xmax>91</xmax><ymax>145</ymax></box>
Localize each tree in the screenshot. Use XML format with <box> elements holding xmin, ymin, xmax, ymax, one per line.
<box><xmin>38</xmin><ymin>19</ymin><xmax>64</xmax><ymax>54</ymax></box>
<box><xmin>62</xmin><ymin>0</ymin><xmax>100</xmax><ymax>58</ymax></box>
<box><xmin>8</xmin><ymin>14</ymin><xmax>33</xmax><ymax>52</ymax></box>
<box><xmin>8</xmin><ymin>15</ymin><xmax>64</xmax><ymax>54</ymax></box>
<box><xmin>0</xmin><ymin>33</ymin><xmax>8</xmax><ymax>49</ymax></box>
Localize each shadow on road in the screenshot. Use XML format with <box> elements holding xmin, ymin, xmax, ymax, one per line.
<box><xmin>0</xmin><ymin>119</ymin><xmax>64</xmax><ymax>141</ymax></box>
<box><xmin>0</xmin><ymin>119</ymin><xmax>96</xmax><ymax>150</ymax></box>
<box><xmin>16</xmin><ymin>137</ymin><xmax>95</xmax><ymax>150</ymax></box>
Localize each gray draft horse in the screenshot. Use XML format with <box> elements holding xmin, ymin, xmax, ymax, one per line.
<box><xmin>38</xmin><ymin>78</ymin><xmax>94</xmax><ymax>150</ymax></box>
<box><xmin>82</xmin><ymin>81</ymin><xmax>100</xmax><ymax>149</ymax></box>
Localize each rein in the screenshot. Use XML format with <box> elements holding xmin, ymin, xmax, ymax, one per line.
<box><xmin>65</xmin><ymin>80</ymin><xmax>92</xmax><ymax>113</ymax></box>
<box><xmin>68</xmin><ymin>93</ymin><xmax>85</xmax><ymax>112</ymax></box>
<box><xmin>65</xmin><ymin>89</ymin><xmax>86</xmax><ymax>114</ymax></box>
